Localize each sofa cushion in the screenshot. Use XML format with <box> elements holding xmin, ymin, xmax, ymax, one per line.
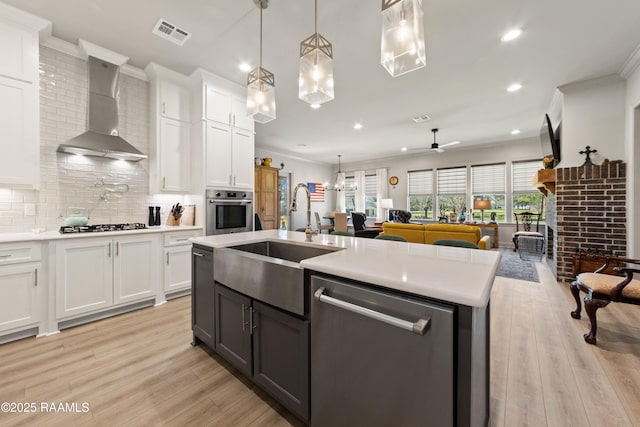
<box><xmin>379</xmin><ymin>223</ymin><xmax>426</xmax><ymax>243</ymax></box>
<box><xmin>424</xmin><ymin>224</ymin><xmax>481</xmax><ymax>245</ymax></box>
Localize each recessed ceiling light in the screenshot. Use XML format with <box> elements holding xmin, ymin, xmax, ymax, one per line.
<box><xmin>353</xmin><ymin>123</ymin><xmax>363</xmax><ymax>130</ymax></box>
<box><xmin>511</xmin><ymin>129</ymin><xmax>521</xmax><ymax>135</ymax></box>
<box><xmin>507</xmin><ymin>83</ymin><xmax>522</xmax><ymax>92</ymax></box>
<box><xmin>501</xmin><ymin>28</ymin><xmax>522</xmax><ymax>42</ymax></box>
<box><xmin>310</xmin><ymin>103</ymin><xmax>321</xmax><ymax>109</ymax></box>
<box><xmin>401</xmin><ymin>147</ymin><xmax>407</xmax><ymax>152</ymax></box>
<box><xmin>238</xmin><ymin>62</ymin><xmax>251</xmax><ymax>72</ymax></box>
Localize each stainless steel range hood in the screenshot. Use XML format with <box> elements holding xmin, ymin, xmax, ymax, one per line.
<box><xmin>57</xmin><ymin>56</ymin><xmax>147</xmax><ymax>161</ymax></box>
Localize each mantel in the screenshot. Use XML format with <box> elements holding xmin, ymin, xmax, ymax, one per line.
<box><xmin>534</xmin><ymin>168</ymin><xmax>556</xmax><ymax>196</ymax></box>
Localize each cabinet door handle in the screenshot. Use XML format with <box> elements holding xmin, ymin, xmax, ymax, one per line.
<box><xmin>242</xmin><ymin>304</ymin><xmax>250</xmax><ymax>331</ymax></box>
<box><xmin>116</xmin><ymin>241</ymin><xmax>119</xmax><ymax>257</ymax></box>
<box><xmin>229</xmin><ymin>175</ymin><xmax>232</xmax><ymax>185</ymax></box>
<box><xmin>193</xmin><ymin>252</ymin><xmax>205</xmax><ymax>257</ymax></box>
<box><xmin>107</xmin><ymin>242</ymin><xmax>111</xmax><ymax>258</ymax></box>
<box><xmin>176</xmin><ymin>238</ymin><xmax>188</xmax><ymax>242</ymax></box>
<box><xmin>233</xmin><ymin>176</ymin><xmax>237</xmax><ymax>186</ymax></box>
<box><xmin>34</xmin><ymin>268</ymin><xmax>38</xmax><ymax>287</ymax></box>
<box><xmin>228</xmin><ymin>112</ymin><xmax>231</xmax><ymax>125</ymax></box>
<box><xmin>162</xmin><ymin>177</ymin><xmax>166</xmax><ymax>189</ymax></box>
<box><xmin>314</xmin><ymin>287</ymin><xmax>431</xmax><ymax>336</ymax></box>
<box><xmin>162</xmin><ymin>102</ymin><xmax>166</xmax><ymax>115</ymax></box>
<box><xmin>166</xmin><ymin>253</ymin><xmax>170</xmax><ymax>265</ymax></box>
<box><xmin>249</xmin><ymin>307</ymin><xmax>256</xmax><ymax>333</ymax></box>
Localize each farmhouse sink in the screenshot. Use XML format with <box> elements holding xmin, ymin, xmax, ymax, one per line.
<box><xmin>213</xmin><ymin>240</ymin><xmax>340</xmax><ymax>315</ymax></box>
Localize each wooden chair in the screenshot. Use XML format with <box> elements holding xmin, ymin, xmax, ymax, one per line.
<box><xmin>314</xmin><ymin>212</ymin><xmax>333</xmax><ymax>234</ymax></box>
<box><xmin>333</xmin><ymin>213</ymin><xmax>348</xmax><ymax>233</ymax></box>
<box><xmin>570</xmin><ymin>256</ymin><xmax>640</xmax><ymax>344</ymax></box>
<box><xmin>512</xmin><ymin>211</ymin><xmax>544</xmax><ymax>253</ymax></box>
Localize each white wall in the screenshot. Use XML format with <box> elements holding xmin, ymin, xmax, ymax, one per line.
<box><xmin>255</xmin><ymin>148</ymin><xmax>334</xmax><ymax>231</ymax></box>
<box><xmin>624</xmin><ymin>62</ymin><xmax>640</xmax><ymax>257</ymax></box>
<box><xmin>558</xmin><ymin>75</ymin><xmax>627</xmax><ymax>167</ymax></box>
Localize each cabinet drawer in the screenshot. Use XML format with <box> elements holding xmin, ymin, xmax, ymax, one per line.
<box><xmin>0</xmin><ymin>242</ymin><xmax>41</xmax><ymax>265</ymax></box>
<box><xmin>164</xmin><ymin>230</ymin><xmax>202</xmax><ymax>246</ymax></box>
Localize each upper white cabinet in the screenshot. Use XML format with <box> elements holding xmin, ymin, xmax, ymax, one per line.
<box><xmin>205</xmin><ymin>85</ymin><xmax>254</xmax><ymax>132</ymax></box>
<box><xmin>146</xmin><ymin>63</ymin><xmax>191</xmax><ymax>193</ymax></box>
<box><xmin>0</xmin><ymin>7</ymin><xmax>49</xmax><ymax>189</ymax></box>
<box><xmin>160</xmin><ymin>78</ymin><xmax>191</xmax><ymax>122</ymax></box>
<box><xmin>191</xmin><ymin>69</ymin><xmax>255</xmax><ymax>192</ymax></box>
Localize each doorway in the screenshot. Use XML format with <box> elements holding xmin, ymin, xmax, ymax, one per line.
<box><xmin>279</xmin><ymin>172</ymin><xmax>292</xmax><ymax>230</ymax></box>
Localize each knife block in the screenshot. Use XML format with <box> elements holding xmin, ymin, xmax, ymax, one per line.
<box><xmin>166</xmin><ymin>215</ymin><xmax>181</xmax><ymax>226</ymax></box>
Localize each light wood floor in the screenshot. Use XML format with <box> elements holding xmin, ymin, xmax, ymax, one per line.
<box><xmin>1</xmin><ymin>265</ymin><xmax>639</xmax><ymax>426</ymax></box>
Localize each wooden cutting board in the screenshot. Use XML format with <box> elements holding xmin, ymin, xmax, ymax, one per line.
<box><xmin>181</xmin><ymin>205</ymin><xmax>195</xmax><ymax>225</ymax></box>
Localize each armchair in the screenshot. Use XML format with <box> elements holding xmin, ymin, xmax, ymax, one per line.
<box><xmin>570</xmin><ymin>256</ymin><xmax>640</xmax><ymax>344</ymax></box>
<box><xmin>388</xmin><ymin>209</ymin><xmax>412</xmax><ymax>223</ymax></box>
<box><xmin>351</xmin><ymin>212</ymin><xmax>380</xmax><ymax>238</ymax></box>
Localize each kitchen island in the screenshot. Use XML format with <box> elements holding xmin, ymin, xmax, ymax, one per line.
<box><xmin>191</xmin><ymin>230</ymin><xmax>500</xmax><ymax>426</ymax></box>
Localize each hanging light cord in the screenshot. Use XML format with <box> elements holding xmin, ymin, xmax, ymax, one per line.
<box><xmin>259</xmin><ymin>4</ymin><xmax>263</xmax><ymax>68</ymax></box>
<box><xmin>315</xmin><ymin>0</ymin><xmax>317</xmax><ymax>34</ymax></box>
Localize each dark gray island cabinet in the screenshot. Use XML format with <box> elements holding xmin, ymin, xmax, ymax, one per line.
<box><xmin>190</xmin><ymin>234</ymin><xmax>494</xmax><ymax>427</ymax></box>
<box><xmin>191</xmin><ymin>244</ymin><xmax>310</xmax><ymax>422</ymax></box>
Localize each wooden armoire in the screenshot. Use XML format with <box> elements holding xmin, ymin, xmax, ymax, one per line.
<box><xmin>254</xmin><ymin>165</ymin><xmax>279</xmax><ymax>229</ymax></box>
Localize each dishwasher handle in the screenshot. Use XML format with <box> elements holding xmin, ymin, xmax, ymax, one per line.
<box><xmin>314</xmin><ymin>287</ymin><xmax>431</xmax><ymax>336</ymax></box>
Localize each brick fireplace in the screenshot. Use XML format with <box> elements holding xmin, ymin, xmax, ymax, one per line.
<box><xmin>554</xmin><ymin>162</ymin><xmax>627</xmax><ymax>282</ymax></box>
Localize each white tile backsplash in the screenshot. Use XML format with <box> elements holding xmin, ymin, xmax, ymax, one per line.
<box><xmin>0</xmin><ymin>46</ymin><xmax>197</xmax><ymax>233</ymax></box>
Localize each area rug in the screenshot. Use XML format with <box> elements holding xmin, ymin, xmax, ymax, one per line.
<box><xmin>495</xmin><ymin>248</ymin><xmax>540</xmax><ymax>283</ymax></box>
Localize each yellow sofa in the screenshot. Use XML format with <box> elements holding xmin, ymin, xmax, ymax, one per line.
<box><xmin>380</xmin><ymin>223</ymin><xmax>491</xmax><ymax>249</ymax></box>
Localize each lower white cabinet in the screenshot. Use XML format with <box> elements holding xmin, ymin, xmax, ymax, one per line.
<box><xmin>0</xmin><ymin>241</ymin><xmax>42</xmax><ymax>336</ymax></box>
<box><xmin>0</xmin><ymin>263</ymin><xmax>39</xmax><ymax>332</ymax></box>
<box><xmin>163</xmin><ymin>229</ymin><xmax>202</xmax><ymax>294</ymax></box>
<box><xmin>55</xmin><ymin>234</ymin><xmax>160</xmax><ymax>320</ymax></box>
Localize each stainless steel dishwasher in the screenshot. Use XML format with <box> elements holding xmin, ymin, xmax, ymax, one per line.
<box><xmin>310</xmin><ymin>275</ymin><xmax>455</xmax><ymax>427</ymax></box>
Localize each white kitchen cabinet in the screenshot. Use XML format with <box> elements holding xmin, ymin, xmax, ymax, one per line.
<box><xmin>163</xmin><ymin>229</ymin><xmax>202</xmax><ymax>294</ymax></box>
<box><xmin>0</xmin><ymin>8</ymin><xmax>46</xmax><ymax>189</ymax></box>
<box><xmin>205</xmin><ymin>84</ymin><xmax>254</xmax><ymax>132</ymax></box>
<box><xmin>0</xmin><ymin>241</ymin><xmax>41</xmax><ymax>335</ymax></box>
<box><xmin>160</xmin><ymin>78</ymin><xmax>191</xmax><ymax>122</ymax></box>
<box><xmin>0</xmin><ymin>20</ymin><xmax>39</xmax><ymax>82</ymax></box>
<box><xmin>113</xmin><ymin>235</ymin><xmax>159</xmax><ymax>304</ymax></box>
<box><xmin>146</xmin><ymin>62</ymin><xmax>191</xmax><ymax>194</ymax></box>
<box><xmin>158</xmin><ymin>118</ymin><xmax>190</xmax><ymax>192</ymax></box>
<box><xmin>55</xmin><ymin>234</ymin><xmax>160</xmax><ymax>320</ymax></box>
<box><xmin>205</xmin><ymin>122</ymin><xmax>254</xmax><ymax>189</ymax></box>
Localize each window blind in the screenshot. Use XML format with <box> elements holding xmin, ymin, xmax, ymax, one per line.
<box><xmin>364</xmin><ymin>175</ymin><xmax>376</xmax><ymax>196</ymax></box>
<box><xmin>472</xmin><ymin>163</ymin><xmax>505</xmax><ymax>194</ymax></box>
<box><xmin>408</xmin><ymin>170</ymin><xmax>433</xmax><ymax>195</ymax></box>
<box><xmin>512</xmin><ymin>160</ymin><xmax>542</xmax><ymax>192</ymax></box>
<box><xmin>345</xmin><ymin>176</ymin><xmax>356</xmax><ymax>197</ymax></box>
<box><xmin>437</xmin><ymin>167</ymin><xmax>466</xmax><ymax>194</ymax></box>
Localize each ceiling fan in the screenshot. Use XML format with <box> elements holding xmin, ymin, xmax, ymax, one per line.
<box><xmin>407</xmin><ymin>128</ymin><xmax>461</xmax><ymax>153</ymax></box>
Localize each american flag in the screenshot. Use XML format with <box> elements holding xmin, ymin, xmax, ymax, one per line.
<box><xmin>308</xmin><ymin>182</ymin><xmax>325</xmax><ymax>202</ymax></box>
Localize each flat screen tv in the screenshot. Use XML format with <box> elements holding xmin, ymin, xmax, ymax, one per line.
<box><xmin>540</xmin><ymin>113</ymin><xmax>560</xmax><ymax>166</ymax></box>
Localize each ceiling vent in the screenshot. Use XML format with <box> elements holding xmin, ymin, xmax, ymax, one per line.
<box><xmin>152</xmin><ymin>18</ymin><xmax>191</xmax><ymax>46</ymax></box>
<box><xmin>412</xmin><ymin>114</ymin><xmax>432</xmax><ymax>123</ymax></box>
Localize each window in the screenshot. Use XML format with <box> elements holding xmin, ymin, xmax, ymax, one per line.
<box><xmin>407</xmin><ymin>170</ymin><xmax>433</xmax><ymax>219</ymax></box>
<box><xmin>344</xmin><ymin>176</ymin><xmax>356</xmax><ymax>216</ymax></box>
<box><xmin>364</xmin><ymin>174</ymin><xmax>377</xmax><ymax>217</ymax></box>
<box><xmin>472</xmin><ymin>163</ymin><xmax>506</xmax><ymax>223</ymax></box>
<box><xmin>437</xmin><ymin>167</ymin><xmax>467</xmax><ymax>220</ymax></box>
<box><xmin>512</xmin><ymin>160</ymin><xmax>545</xmax><ymax>221</ymax></box>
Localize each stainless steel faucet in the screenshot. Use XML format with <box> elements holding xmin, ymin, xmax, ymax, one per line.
<box><xmin>290</xmin><ymin>183</ymin><xmax>317</xmax><ymax>242</ymax></box>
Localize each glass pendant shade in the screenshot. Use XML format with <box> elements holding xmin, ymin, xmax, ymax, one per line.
<box><xmin>247</xmin><ymin>66</ymin><xmax>276</xmax><ymax>124</ymax></box>
<box><xmin>381</xmin><ymin>0</ymin><xmax>426</xmax><ymax>77</ymax></box>
<box><xmin>299</xmin><ymin>33</ymin><xmax>334</xmax><ymax>104</ymax></box>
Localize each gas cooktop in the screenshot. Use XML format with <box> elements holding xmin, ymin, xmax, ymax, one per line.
<box><xmin>59</xmin><ymin>223</ymin><xmax>148</xmax><ymax>234</ymax></box>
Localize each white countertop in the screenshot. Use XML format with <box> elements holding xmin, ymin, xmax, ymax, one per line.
<box><xmin>191</xmin><ymin>230</ymin><xmax>500</xmax><ymax>308</ymax></box>
<box><xmin>0</xmin><ymin>225</ymin><xmax>203</xmax><ymax>243</ymax></box>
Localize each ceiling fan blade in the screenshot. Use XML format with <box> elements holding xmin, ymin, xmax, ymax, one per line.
<box><xmin>433</xmin><ymin>147</ymin><xmax>444</xmax><ymax>153</ymax></box>
<box><xmin>439</xmin><ymin>141</ymin><xmax>461</xmax><ymax>149</ymax></box>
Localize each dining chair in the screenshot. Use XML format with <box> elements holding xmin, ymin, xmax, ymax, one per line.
<box><xmin>351</xmin><ymin>212</ymin><xmax>380</xmax><ymax>238</ymax></box>
<box><xmin>314</xmin><ymin>212</ymin><xmax>333</xmax><ymax>234</ymax></box>
<box><xmin>512</xmin><ymin>212</ymin><xmax>544</xmax><ymax>256</ymax></box>
<box><xmin>333</xmin><ymin>213</ymin><xmax>348</xmax><ymax>233</ymax></box>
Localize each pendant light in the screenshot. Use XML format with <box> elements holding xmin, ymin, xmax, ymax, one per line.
<box><xmin>298</xmin><ymin>0</ymin><xmax>334</xmax><ymax>105</ymax></box>
<box><xmin>325</xmin><ymin>155</ymin><xmax>357</xmax><ymax>192</ymax></box>
<box><xmin>381</xmin><ymin>0</ymin><xmax>426</xmax><ymax>77</ymax></box>
<box><xmin>247</xmin><ymin>0</ymin><xmax>276</xmax><ymax>123</ymax></box>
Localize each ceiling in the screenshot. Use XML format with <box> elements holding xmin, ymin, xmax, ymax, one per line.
<box><xmin>7</xmin><ymin>0</ymin><xmax>640</xmax><ymax>163</ymax></box>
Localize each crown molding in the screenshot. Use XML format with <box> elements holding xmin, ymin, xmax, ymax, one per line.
<box><xmin>620</xmin><ymin>43</ymin><xmax>640</xmax><ymax>78</ymax></box>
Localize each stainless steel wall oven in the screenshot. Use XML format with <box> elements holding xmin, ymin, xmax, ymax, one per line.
<box><xmin>206</xmin><ymin>189</ymin><xmax>253</xmax><ymax>235</ymax></box>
